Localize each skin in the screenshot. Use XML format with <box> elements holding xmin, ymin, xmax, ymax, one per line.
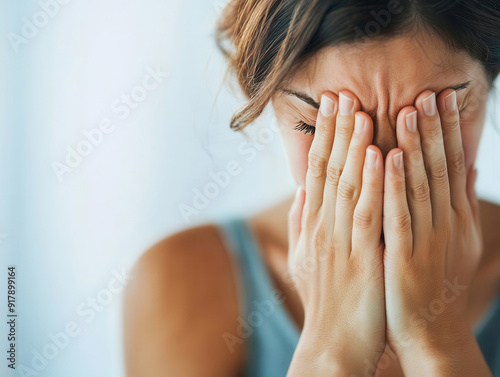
<box><xmin>276</xmin><ymin>31</ymin><xmax>493</xmax><ymax>376</ymax></box>
<box><xmin>123</xmin><ymin>30</ymin><xmax>500</xmax><ymax>377</ymax></box>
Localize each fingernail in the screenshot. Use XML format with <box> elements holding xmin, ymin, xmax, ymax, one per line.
<box><xmin>354</xmin><ymin>113</ymin><xmax>365</xmax><ymax>134</ymax></box>
<box><xmin>320</xmin><ymin>95</ymin><xmax>334</xmax><ymax>117</ymax></box>
<box><xmin>339</xmin><ymin>92</ymin><xmax>354</xmax><ymax>116</ymax></box>
<box><xmin>422</xmin><ymin>92</ymin><xmax>436</xmax><ymax>116</ymax></box>
<box><xmin>445</xmin><ymin>91</ymin><xmax>457</xmax><ymax>111</ymax></box>
<box><xmin>405</xmin><ymin>111</ymin><xmax>417</xmax><ymax>132</ymax></box>
<box><xmin>366</xmin><ymin>148</ymin><xmax>377</xmax><ymax>169</ymax></box>
<box><xmin>393</xmin><ymin>151</ymin><xmax>403</xmax><ymax>169</ymax></box>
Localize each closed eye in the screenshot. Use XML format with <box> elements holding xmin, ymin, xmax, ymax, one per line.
<box><xmin>294</xmin><ymin>106</ymin><xmax>466</xmax><ymax>136</ymax></box>
<box><xmin>293</xmin><ymin>121</ymin><xmax>315</xmax><ymax>135</ymax></box>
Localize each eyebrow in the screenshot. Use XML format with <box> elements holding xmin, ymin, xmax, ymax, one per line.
<box><xmin>281</xmin><ymin>81</ymin><xmax>472</xmax><ymax>113</ymax></box>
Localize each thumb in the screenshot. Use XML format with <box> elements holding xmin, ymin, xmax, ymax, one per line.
<box><xmin>288</xmin><ymin>186</ymin><xmax>305</xmax><ymax>251</ymax></box>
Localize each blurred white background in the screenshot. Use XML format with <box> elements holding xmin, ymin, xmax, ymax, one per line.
<box><xmin>0</xmin><ymin>0</ymin><xmax>499</xmax><ymax>376</ymax></box>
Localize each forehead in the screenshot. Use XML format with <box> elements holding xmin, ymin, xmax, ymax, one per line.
<box><xmin>284</xmin><ymin>32</ymin><xmax>483</xmax><ymax>112</ymax></box>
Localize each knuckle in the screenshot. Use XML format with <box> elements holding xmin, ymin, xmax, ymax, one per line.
<box><xmin>336</xmin><ymin>124</ymin><xmax>352</xmax><ymax>137</ymax></box>
<box><xmin>429</xmin><ymin>159</ymin><xmax>449</xmax><ymax>184</ymax></box>
<box><xmin>407</xmin><ymin>140</ymin><xmax>423</xmax><ymax>155</ymax></box>
<box><xmin>408</xmin><ymin>179</ymin><xmax>431</xmax><ymax>204</ymax></box>
<box><xmin>446</xmin><ymin>118</ymin><xmax>461</xmax><ymax>132</ymax></box>
<box><xmin>390</xmin><ymin>212</ymin><xmax>412</xmax><ymax>235</ymax></box>
<box><xmin>353</xmin><ymin>208</ymin><xmax>375</xmax><ymax>230</ymax></box>
<box><xmin>427</xmin><ymin>123</ymin><xmax>444</xmax><ymax>141</ymax></box>
<box><xmin>447</xmin><ymin>151</ymin><xmax>465</xmax><ymax>177</ymax></box>
<box><xmin>391</xmin><ymin>177</ymin><xmax>407</xmax><ymax>194</ymax></box>
<box><xmin>337</xmin><ymin>178</ymin><xmax>359</xmax><ymax>202</ymax></box>
<box><xmin>307</xmin><ymin>152</ymin><xmax>328</xmax><ymax>179</ymax></box>
<box><xmin>325</xmin><ymin>163</ymin><xmax>343</xmax><ymax>187</ymax></box>
<box><xmin>362</xmin><ymin>176</ymin><xmax>381</xmax><ymax>192</ymax></box>
<box><xmin>347</xmin><ymin>146</ymin><xmax>365</xmax><ymax>164</ymax></box>
<box><xmin>315</xmin><ymin>119</ymin><xmax>329</xmax><ymax>133</ymax></box>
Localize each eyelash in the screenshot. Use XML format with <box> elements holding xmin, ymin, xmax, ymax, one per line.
<box><xmin>293</xmin><ymin>121</ymin><xmax>316</xmax><ymax>135</ymax></box>
<box><xmin>293</xmin><ymin>108</ymin><xmax>466</xmax><ymax>136</ymax></box>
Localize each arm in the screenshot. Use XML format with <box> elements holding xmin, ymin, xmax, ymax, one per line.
<box><xmin>123</xmin><ymin>227</ymin><xmax>244</xmax><ymax>377</ymax></box>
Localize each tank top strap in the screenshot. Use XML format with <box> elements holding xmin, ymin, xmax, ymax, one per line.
<box><xmin>216</xmin><ymin>217</ymin><xmax>301</xmax><ymax>342</ymax></box>
<box><xmin>475</xmin><ymin>290</ymin><xmax>500</xmax><ymax>373</ymax></box>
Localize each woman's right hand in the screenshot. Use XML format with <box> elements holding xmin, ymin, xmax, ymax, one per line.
<box><xmin>286</xmin><ymin>91</ymin><xmax>386</xmax><ymax>377</ymax></box>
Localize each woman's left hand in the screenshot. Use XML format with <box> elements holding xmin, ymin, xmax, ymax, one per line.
<box><xmin>382</xmin><ymin>88</ymin><xmax>491</xmax><ymax>376</ymax></box>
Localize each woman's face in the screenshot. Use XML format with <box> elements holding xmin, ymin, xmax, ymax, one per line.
<box><xmin>272</xmin><ymin>32</ymin><xmax>490</xmax><ymax>188</ymax></box>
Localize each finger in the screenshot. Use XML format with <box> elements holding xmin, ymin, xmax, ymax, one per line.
<box><xmin>288</xmin><ymin>186</ymin><xmax>306</xmax><ymax>251</ymax></box>
<box><xmin>333</xmin><ymin>112</ymin><xmax>374</xmax><ymax>252</ymax></box>
<box><xmin>383</xmin><ymin>149</ymin><xmax>413</xmax><ymax>260</ymax></box>
<box><xmin>414</xmin><ymin>91</ymin><xmax>451</xmax><ymax>228</ymax></box>
<box><xmin>304</xmin><ymin>93</ymin><xmax>338</xmax><ymax>215</ymax></box>
<box><xmin>323</xmin><ymin>90</ymin><xmax>360</xmax><ymax>222</ymax></box>
<box><xmin>436</xmin><ymin>89</ymin><xmax>468</xmax><ymax>211</ymax></box>
<box><xmin>395</xmin><ymin>106</ymin><xmax>432</xmax><ymax>241</ymax></box>
<box><xmin>351</xmin><ymin>145</ymin><xmax>384</xmax><ymax>260</ymax></box>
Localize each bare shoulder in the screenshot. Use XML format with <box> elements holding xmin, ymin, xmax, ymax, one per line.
<box><xmin>123</xmin><ymin>223</ymin><xmax>244</xmax><ymax>377</ymax></box>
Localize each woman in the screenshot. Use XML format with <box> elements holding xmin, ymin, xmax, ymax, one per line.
<box><xmin>123</xmin><ymin>0</ymin><xmax>500</xmax><ymax>376</ymax></box>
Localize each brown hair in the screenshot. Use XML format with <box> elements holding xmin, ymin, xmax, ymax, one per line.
<box><xmin>216</xmin><ymin>0</ymin><xmax>500</xmax><ymax>131</ymax></box>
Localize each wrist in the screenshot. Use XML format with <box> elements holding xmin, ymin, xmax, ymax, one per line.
<box><xmin>290</xmin><ymin>345</ymin><xmax>368</xmax><ymax>377</ymax></box>
<box><xmin>295</xmin><ymin>323</ymin><xmax>382</xmax><ymax>377</ymax></box>
<box><xmin>397</xmin><ymin>320</ymin><xmax>491</xmax><ymax>377</ymax></box>
<box><xmin>395</xmin><ymin>310</ymin><xmax>469</xmax><ymax>356</ymax></box>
